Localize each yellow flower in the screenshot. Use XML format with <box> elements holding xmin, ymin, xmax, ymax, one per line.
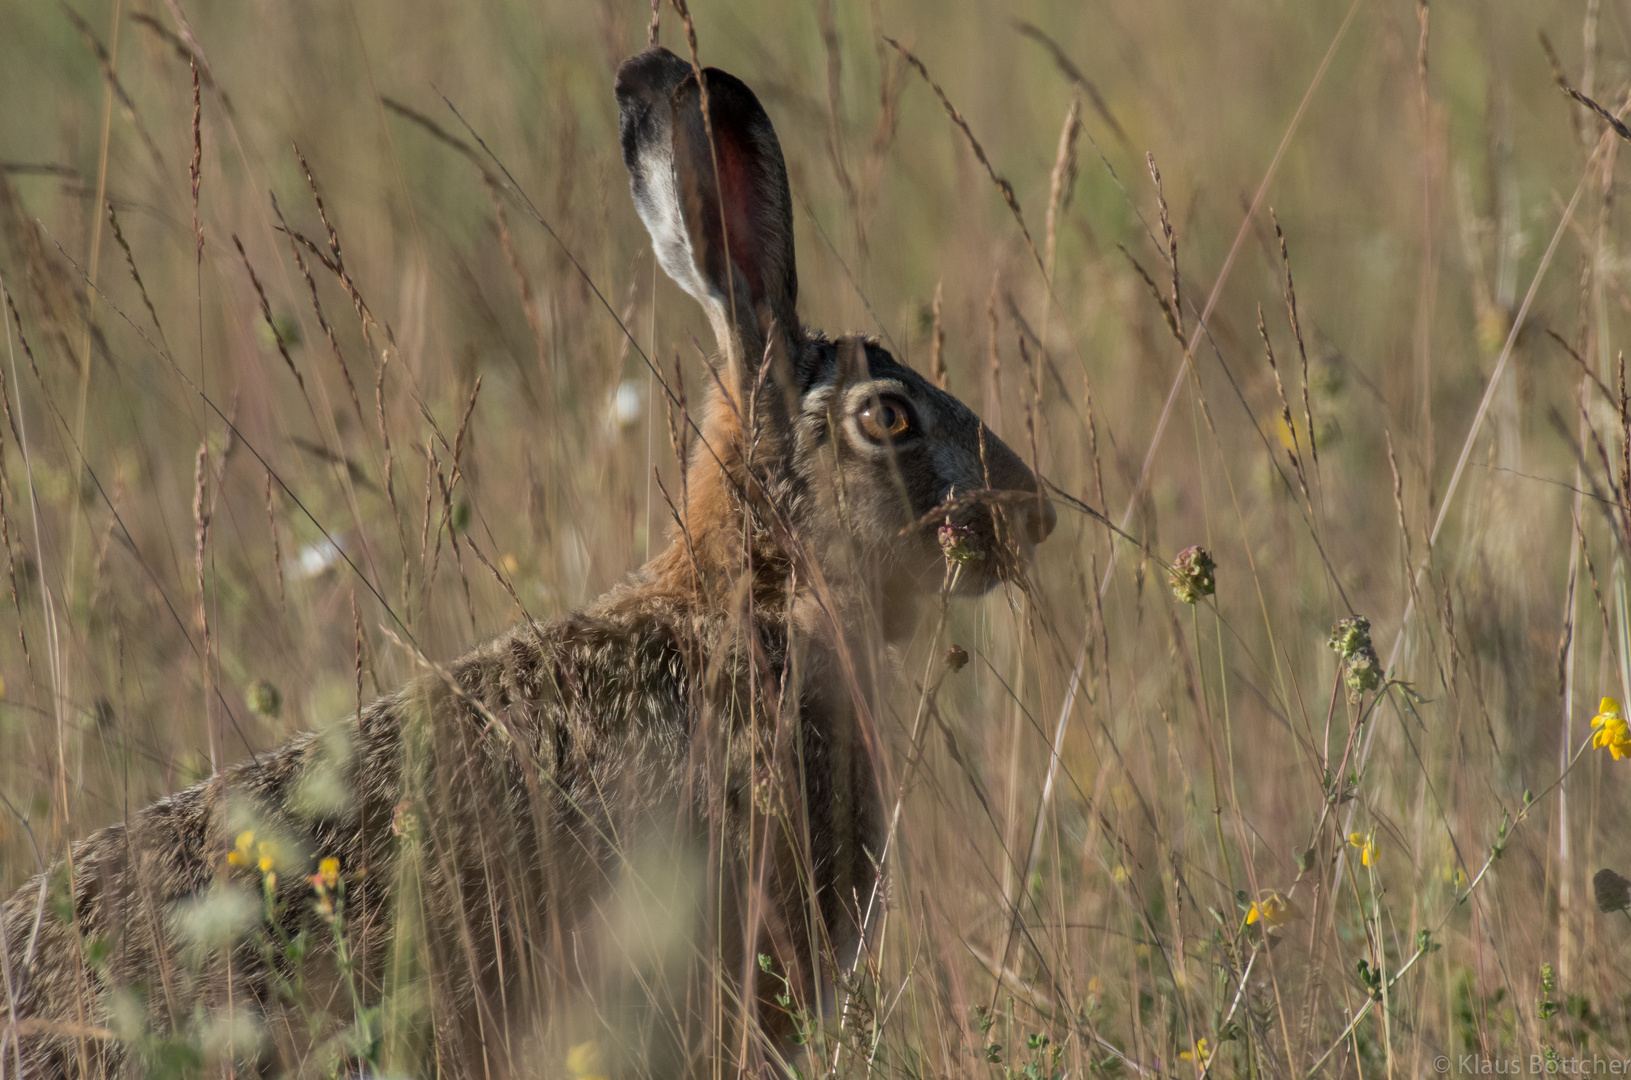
<box><xmin>1180</xmin><ymin>1037</ymin><xmax>1211</xmax><ymax>1064</ymax></box>
<box><xmin>1349</xmin><ymin>832</ymin><xmax>1377</xmax><ymax>868</ymax></box>
<box><xmin>1592</xmin><ymin>698</ymin><xmax>1631</xmax><ymax>760</ymax></box>
<box><xmin>227</xmin><ymin>830</ymin><xmax>281</xmax><ymax>875</ymax></box>
<box><xmin>1246</xmin><ymin>892</ymin><xmax>1299</xmax><ymax>928</ymax></box>
<box><xmin>1443</xmin><ymin>865</ymin><xmax>1469</xmax><ymax>889</ymax></box>
<box><xmin>316</xmin><ymin>856</ymin><xmax>341</xmax><ymax>890</ymax></box>
<box><xmin>566</xmin><ymin>1040</ymin><xmax>608</xmax><ymax>1080</ymax></box>
<box><xmin>227</xmin><ymin>830</ymin><xmax>255</xmax><ymax>868</ymax></box>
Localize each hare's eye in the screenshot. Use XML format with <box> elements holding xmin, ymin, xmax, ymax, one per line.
<box><xmin>857</xmin><ymin>396</ymin><xmax>916</xmax><ymax>443</ymax></box>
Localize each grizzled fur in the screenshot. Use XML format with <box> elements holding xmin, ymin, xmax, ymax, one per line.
<box><xmin>0</xmin><ymin>46</ymin><xmax>1053</xmax><ymax>1078</ymax></box>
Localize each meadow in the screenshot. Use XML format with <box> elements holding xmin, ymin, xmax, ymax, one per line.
<box><xmin>0</xmin><ymin>0</ymin><xmax>1627</xmax><ymax>1074</ymax></box>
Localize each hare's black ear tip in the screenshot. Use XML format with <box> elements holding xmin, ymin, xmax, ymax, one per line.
<box><xmin>614</xmin><ymin>46</ymin><xmax>692</xmax><ymax>106</ymax></box>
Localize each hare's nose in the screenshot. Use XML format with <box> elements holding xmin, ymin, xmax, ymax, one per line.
<box><xmin>1021</xmin><ymin>497</ymin><xmax>1057</xmax><ymax>544</ymax></box>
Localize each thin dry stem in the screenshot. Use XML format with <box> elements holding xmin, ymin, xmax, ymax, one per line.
<box><xmin>885</xmin><ymin>37</ymin><xmax>1047</xmax><ymax>280</ymax></box>
<box><xmin>929</xmin><ymin>280</ymin><xmax>947</xmax><ymax>390</ymax></box>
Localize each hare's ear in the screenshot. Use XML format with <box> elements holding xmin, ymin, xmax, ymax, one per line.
<box><xmin>616</xmin><ymin>47</ymin><xmax>799</xmax><ymax>384</ymax></box>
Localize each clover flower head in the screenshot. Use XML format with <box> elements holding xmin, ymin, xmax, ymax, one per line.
<box><xmin>1168</xmin><ymin>546</ymin><xmax>1216</xmax><ymax>605</ymax></box>
<box><xmin>1328</xmin><ymin>615</ymin><xmax>1382</xmax><ymax>698</ymax></box>
<box><xmin>1592</xmin><ymin>698</ymin><xmax>1631</xmax><ymax>760</ymax></box>
<box><xmin>391</xmin><ymin>799</ymin><xmax>421</xmax><ymax>839</ymax></box>
<box><xmin>938</xmin><ymin>522</ymin><xmax>984</xmax><ymax>567</ymax></box>
<box><xmin>1327</xmin><ymin>615</ymin><xmax>1371</xmax><ymax>659</ymax></box>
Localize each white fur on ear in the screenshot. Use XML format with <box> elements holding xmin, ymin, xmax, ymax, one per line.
<box><xmin>629</xmin><ymin>131</ymin><xmax>743</xmax><ymax>364</ymax></box>
<box><xmin>618</xmin><ymin>48</ymin><xmax>741</xmax><ymax>360</ymax></box>
<box><xmin>617</xmin><ymin>47</ymin><xmax>800</xmax><ymax>385</ymax></box>
<box><xmin>628</xmin><ymin>112</ymin><xmax>717</xmax><ymax>315</ymax></box>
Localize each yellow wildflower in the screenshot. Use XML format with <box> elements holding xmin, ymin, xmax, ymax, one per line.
<box><xmin>566</xmin><ymin>1040</ymin><xmax>608</xmax><ymax>1080</ymax></box>
<box><xmin>1246</xmin><ymin>892</ymin><xmax>1299</xmax><ymax>928</ymax></box>
<box><xmin>227</xmin><ymin>830</ymin><xmax>255</xmax><ymax>868</ymax></box>
<box><xmin>1592</xmin><ymin>698</ymin><xmax>1631</xmax><ymax>760</ymax></box>
<box><xmin>1349</xmin><ymin>831</ymin><xmax>1377</xmax><ymax>868</ymax></box>
<box><xmin>316</xmin><ymin>857</ymin><xmax>341</xmax><ymax>891</ymax></box>
<box><xmin>1443</xmin><ymin>865</ymin><xmax>1469</xmax><ymax>889</ymax></box>
<box><xmin>227</xmin><ymin>830</ymin><xmax>280</xmax><ymax>876</ymax></box>
<box><xmin>1180</xmin><ymin>1037</ymin><xmax>1211</xmax><ymax>1064</ymax></box>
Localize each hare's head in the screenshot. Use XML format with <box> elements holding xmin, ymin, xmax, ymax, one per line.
<box><xmin>616</xmin><ymin>48</ymin><xmax>1054</xmax><ymax>614</ymax></box>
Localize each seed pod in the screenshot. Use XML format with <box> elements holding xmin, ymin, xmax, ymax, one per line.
<box><xmin>1594</xmin><ymin>868</ymin><xmax>1631</xmax><ymax>913</ymax></box>
<box><xmin>245</xmin><ymin>679</ymin><xmax>282</xmax><ymax>719</ymax></box>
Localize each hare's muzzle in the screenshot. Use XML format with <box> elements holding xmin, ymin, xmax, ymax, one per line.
<box><xmin>1019</xmin><ymin>495</ymin><xmax>1057</xmax><ymax>545</ymax></box>
<box><xmin>945</xmin><ymin>485</ymin><xmax>1055</xmax><ymax>594</ymax></box>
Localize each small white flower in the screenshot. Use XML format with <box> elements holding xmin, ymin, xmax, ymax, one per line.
<box><xmin>608</xmin><ymin>379</ymin><xmax>644</xmax><ymax>430</ymax></box>
<box><xmin>290</xmin><ymin>537</ymin><xmax>342</xmax><ymax>579</ymax></box>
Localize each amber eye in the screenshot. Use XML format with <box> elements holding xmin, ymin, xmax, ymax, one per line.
<box><xmin>857</xmin><ymin>396</ymin><xmax>915</xmax><ymax>443</ymax></box>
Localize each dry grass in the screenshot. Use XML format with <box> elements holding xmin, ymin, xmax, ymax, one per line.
<box><xmin>1</xmin><ymin>0</ymin><xmax>1629</xmax><ymax>1075</ymax></box>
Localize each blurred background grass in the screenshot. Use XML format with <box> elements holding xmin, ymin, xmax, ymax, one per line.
<box><xmin>1</xmin><ymin>0</ymin><xmax>1628</xmax><ymax>1073</ymax></box>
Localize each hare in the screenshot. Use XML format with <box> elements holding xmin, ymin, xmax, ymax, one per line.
<box><xmin>0</xmin><ymin>45</ymin><xmax>1054</xmax><ymax>1079</ymax></box>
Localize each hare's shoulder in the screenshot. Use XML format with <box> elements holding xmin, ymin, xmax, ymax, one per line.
<box><xmin>443</xmin><ymin>604</ymin><xmax>705</xmax><ymax>740</ymax></box>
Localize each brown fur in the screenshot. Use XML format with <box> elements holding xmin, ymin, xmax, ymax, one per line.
<box><xmin>0</xmin><ymin>47</ymin><xmax>1054</xmax><ymax>1078</ymax></box>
